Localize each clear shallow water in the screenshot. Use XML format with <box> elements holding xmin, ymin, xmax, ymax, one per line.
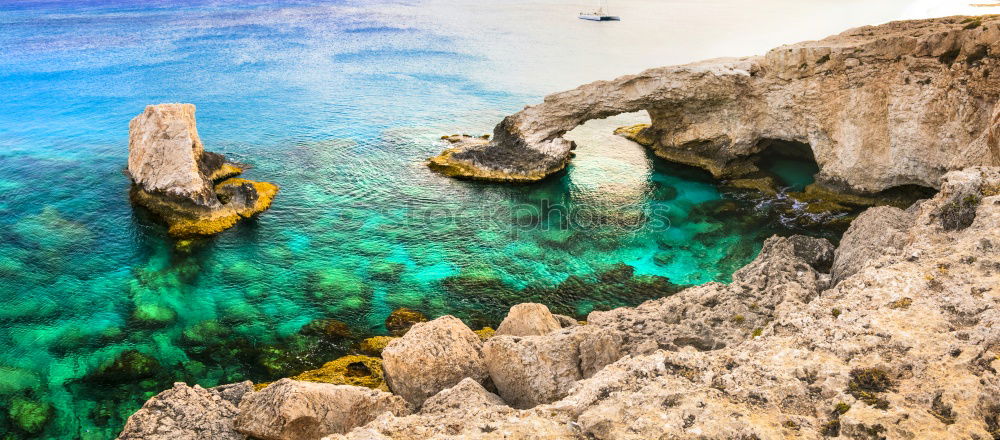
<box><xmin>0</xmin><ymin>0</ymin><xmax>919</xmax><ymax>438</ymax></box>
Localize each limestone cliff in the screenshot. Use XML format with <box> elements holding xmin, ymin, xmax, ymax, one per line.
<box><xmin>126</xmin><ymin>104</ymin><xmax>278</xmax><ymax>237</ymax></box>
<box><xmin>430</xmin><ymin>16</ymin><xmax>1000</xmax><ymax>194</ymax></box>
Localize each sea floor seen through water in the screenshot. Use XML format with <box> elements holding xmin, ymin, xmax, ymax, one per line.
<box><xmin>0</xmin><ymin>0</ymin><xmax>933</xmax><ymax>438</ymax></box>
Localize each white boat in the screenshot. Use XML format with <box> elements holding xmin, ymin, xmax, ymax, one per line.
<box><xmin>579</xmin><ymin>0</ymin><xmax>620</xmax><ymax>21</ymax></box>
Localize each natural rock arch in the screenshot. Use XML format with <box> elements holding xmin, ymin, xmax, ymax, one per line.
<box><xmin>429</xmin><ymin>16</ymin><xmax>1000</xmax><ymax>195</ymax></box>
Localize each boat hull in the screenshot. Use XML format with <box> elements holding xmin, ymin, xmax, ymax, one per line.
<box><xmin>579</xmin><ymin>14</ymin><xmax>620</xmax><ymax>21</ymax></box>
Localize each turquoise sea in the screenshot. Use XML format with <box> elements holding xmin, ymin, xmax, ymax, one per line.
<box><xmin>0</xmin><ymin>0</ymin><xmax>920</xmax><ymax>438</ymax></box>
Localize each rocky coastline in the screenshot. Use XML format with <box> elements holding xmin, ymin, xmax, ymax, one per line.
<box><xmin>429</xmin><ymin>16</ymin><xmax>1000</xmax><ymax>196</ymax></box>
<box><xmin>126</xmin><ymin>103</ymin><xmax>278</xmax><ymax>237</ymax></box>
<box><xmin>117</xmin><ymin>166</ymin><xmax>1000</xmax><ymax>439</ymax></box>
<box><xmin>118</xmin><ymin>16</ymin><xmax>1000</xmax><ymax>440</ymax></box>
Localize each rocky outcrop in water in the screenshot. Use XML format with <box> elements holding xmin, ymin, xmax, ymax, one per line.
<box><xmin>430</xmin><ymin>16</ymin><xmax>1000</xmax><ymax>194</ymax></box>
<box><xmin>127</xmin><ymin>103</ymin><xmax>278</xmax><ymax>237</ymax></box>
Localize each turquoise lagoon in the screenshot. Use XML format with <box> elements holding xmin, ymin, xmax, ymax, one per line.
<box><xmin>0</xmin><ymin>0</ymin><xmax>920</xmax><ymax>438</ymax></box>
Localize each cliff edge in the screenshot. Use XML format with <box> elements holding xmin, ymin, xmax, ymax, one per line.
<box><xmin>430</xmin><ymin>16</ymin><xmax>1000</xmax><ymax>194</ymax></box>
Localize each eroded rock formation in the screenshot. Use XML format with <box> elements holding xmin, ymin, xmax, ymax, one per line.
<box><xmin>127</xmin><ymin>103</ymin><xmax>278</xmax><ymax>237</ymax></box>
<box><xmin>430</xmin><ymin>16</ymin><xmax>1000</xmax><ymax>194</ymax></box>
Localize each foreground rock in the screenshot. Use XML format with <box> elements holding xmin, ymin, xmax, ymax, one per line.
<box><xmin>381</xmin><ymin>315</ymin><xmax>489</xmax><ymax>407</ymax></box>
<box><xmin>484</xmin><ymin>325</ymin><xmax>623</xmax><ymax>408</ymax></box>
<box><xmin>430</xmin><ymin>16</ymin><xmax>1000</xmax><ymax>194</ymax></box>
<box><xmin>117</xmin><ymin>382</ymin><xmax>250</xmax><ymax>440</ymax></box>
<box><xmin>494</xmin><ymin>302</ymin><xmax>561</xmax><ymax>337</ymax></box>
<box><xmin>234</xmin><ymin>379</ymin><xmax>409</xmax><ymax>440</ymax></box>
<box><xmin>127</xmin><ymin>103</ymin><xmax>278</xmax><ymax>237</ymax></box>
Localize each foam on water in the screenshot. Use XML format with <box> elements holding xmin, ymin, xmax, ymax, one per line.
<box><xmin>0</xmin><ymin>0</ymin><xmax>924</xmax><ymax>437</ymax></box>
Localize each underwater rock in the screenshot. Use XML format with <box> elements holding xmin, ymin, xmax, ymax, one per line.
<box><xmin>92</xmin><ymin>350</ymin><xmax>160</xmax><ymax>383</ymax></box>
<box><xmin>126</xmin><ymin>103</ymin><xmax>278</xmax><ymax>237</ymax></box>
<box><xmin>117</xmin><ymin>382</ymin><xmax>244</xmax><ymax>440</ymax></box>
<box><xmin>299</xmin><ymin>318</ymin><xmax>353</xmax><ymax>341</ymax></box>
<box><xmin>431</xmin><ymin>17</ymin><xmax>1000</xmax><ymax>193</ymax></box>
<box><xmin>495</xmin><ymin>303</ymin><xmax>561</xmax><ymax>337</ymax></box>
<box><xmin>9</xmin><ymin>397</ymin><xmax>53</xmax><ymax>434</ymax></box>
<box><xmin>0</xmin><ymin>367</ymin><xmax>41</xmax><ymax>394</ymax></box>
<box><xmin>234</xmin><ymin>379</ymin><xmax>409</xmax><ymax>440</ymax></box>
<box><xmin>131</xmin><ymin>303</ymin><xmax>177</xmax><ymax>328</ymax></box>
<box><xmin>384</xmin><ymin>308</ymin><xmax>427</xmax><ymax>336</ymax></box>
<box><xmin>369</xmin><ymin>262</ymin><xmax>405</xmax><ymax>282</ymax></box>
<box><xmin>307</xmin><ymin>269</ymin><xmax>372</xmax><ymax>304</ymax></box>
<box><xmin>381</xmin><ymin>316</ymin><xmax>488</xmax><ymax>407</ymax></box>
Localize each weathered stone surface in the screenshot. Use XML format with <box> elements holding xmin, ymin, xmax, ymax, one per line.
<box><xmin>552</xmin><ymin>314</ymin><xmax>579</xmax><ymax>328</ymax></box>
<box><xmin>209</xmin><ymin>381</ymin><xmax>254</xmax><ymax>407</ymax></box>
<box><xmin>419</xmin><ymin>378</ymin><xmax>506</xmax><ymax>414</ymax></box>
<box><xmin>381</xmin><ymin>315</ymin><xmax>488</xmax><ymax>407</ymax></box>
<box><xmin>483</xmin><ymin>325</ymin><xmax>622</xmax><ymax>408</ymax></box>
<box><xmin>117</xmin><ymin>382</ymin><xmax>245</xmax><ymax>440</ymax></box>
<box><xmin>127</xmin><ymin>103</ymin><xmax>277</xmax><ymax>236</ymax></box>
<box><xmin>431</xmin><ymin>17</ymin><xmax>1000</xmax><ymax>194</ymax></box>
<box><xmin>587</xmin><ymin>234</ymin><xmax>833</xmax><ymax>353</ymax></box>
<box><xmin>495</xmin><ymin>303</ymin><xmax>561</xmax><ymax>337</ymax></box>
<box><xmin>234</xmin><ymin>379</ymin><xmax>409</xmax><ymax>440</ymax></box>
<box><xmin>832</xmin><ymin>205</ymin><xmax>916</xmax><ymax>283</ymax></box>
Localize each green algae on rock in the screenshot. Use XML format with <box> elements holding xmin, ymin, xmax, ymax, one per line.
<box><xmin>126</xmin><ymin>104</ymin><xmax>278</xmax><ymax>237</ymax></box>
<box><xmin>256</xmin><ymin>355</ymin><xmax>388</xmax><ymax>392</ymax></box>
<box><xmin>359</xmin><ymin>336</ymin><xmax>396</xmax><ymax>356</ymax></box>
<box><xmin>385</xmin><ymin>308</ymin><xmax>428</xmax><ymax>336</ymax></box>
<box><xmin>9</xmin><ymin>397</ymin><xmax>53</xmax><ymax>434</ymax></box>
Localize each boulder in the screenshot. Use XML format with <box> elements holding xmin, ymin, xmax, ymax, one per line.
<box><xmin>495</xmin><ymin>303</ymin><xmax>561</xmax><ymax>337</ymax></box>
<box><xmin>209</xmin><ymin>381</ymin><xmax>254</xmax><ymax>407</ymax></box>
<box><xmin>117</xmin><ymin>382</ymin><xmax>244</xmax><ymax>440</ymax></box>
<box><xmin>419</xmin><ymin>377</ymin><xmax>506</xmax><ymax>414</ymax></box>
<box><xmin>381</xmin><ymin>315</ymin><xmax>488</xmax><ymax>407</ymax></box>
<box><xmin>831</xmin><ymin>206</ymin><xmax>915</xmax><ymax>283</ymax></box>
<box><xmin>234</xmin><ymin>379</ymin><xmax>408</xmax><ymax>440</ymax></box>
<box><xmin>126</xmin><ymin>103</ymin><xmax>278</xmax><ymax>237</ymax></box>
<box><xmin>482</xmin><ymin>325</ymin><xmax>622</xmax><ymax>408</ymax></box>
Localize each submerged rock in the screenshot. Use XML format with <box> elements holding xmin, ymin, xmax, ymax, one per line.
<box><xmin>92</xmin><ymin>350</ymin><xmax>160</xmax><ymax>383</ymax></box>
<box><xmin>126</xmin><ymin>103</ymin><xmax>278</xmax><ymax>237</ymax></box>
<box><xmin>384</xmin><ymin>308</ymin><xmax>427</xmax><ymax>336</ymax></box>
<box><xmin>234</xmin><ymin>379</ymin><xmax>409</xmax><ymax>440</ymax></box>
<box><xmin>431</xmin><ymin>17</ymin><xmax>1000</xmax><ymax>194</ymax></box>
<box><xmin>9</xmin><ymin>397</ymin><xmax>53</xmax><ymax>434</ymax></box>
